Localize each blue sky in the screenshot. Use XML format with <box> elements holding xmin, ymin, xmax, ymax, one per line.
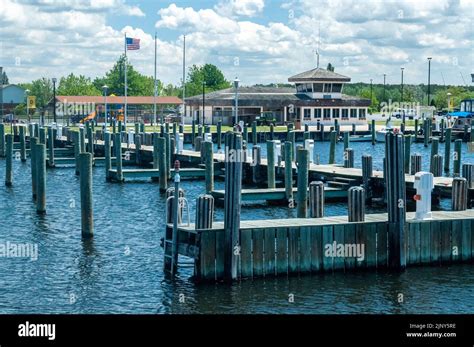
<box><xmin>0</xmin><ymin>0</ymin><xmax>472</xmax><ymax>87</ymax></box>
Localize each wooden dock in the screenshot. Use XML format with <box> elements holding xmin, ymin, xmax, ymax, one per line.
<box><xmin>174</xmin><ymin>211</ymin><xmax>474</xmax><ymax>281</ymax></box>
<box><xmin>211</xmin><ymin>186</ymin><xmax>347</xmax><ymax>202</ymax></box>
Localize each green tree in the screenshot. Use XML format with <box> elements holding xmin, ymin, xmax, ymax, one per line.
<box><xmin>185</xmin><ymin>64</ymin><xmax>231</xmax><ymax>97</ymax></box>
<box><xmin>94</xmin><ymin>55</ymin><xmax>163</xmax><ymax>96</ymax></box>
<box><xmin>20</xmin><ymin>78</ymin><xmax>53</xmax><ymax>110</ymax></box>
<box><xmin>359</xmin><ymin>88</ymin><xmax>379</xmax><ymax>113</ymax></box>
<box><xmin>1</xmin><ymin>70</ymin><xmax>8</xmax><ymax>84</ymax></box>
<box><xmin>57</xmin><ymin>73</ymin><xmax>101</xmax><ymax>96</ymax></box>
<box><xmin>162</xmin><ymin>83</ymin><xmax>182</xmax><ymax>97</ymax></box>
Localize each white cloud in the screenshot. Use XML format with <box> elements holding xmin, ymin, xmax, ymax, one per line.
<box><xmin>215</xmin><ymin>0</ymin><xmax>265</xmax><ymax>17</ymax></box>
<box><xmin>0</xmin><ymin>0</ymin><xmax>472</xmax><ymax>87</ymax></box>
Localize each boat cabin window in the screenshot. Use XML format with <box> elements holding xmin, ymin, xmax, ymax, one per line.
<box><xmin>350</xmin><ymin>109</ymin><xmax>357</xmax><ymax>118</ymax></box>
<box><xmin>342</xmin><ymin>109</ymin><xmax>348</xmax><ymax>118</ymax></box>
<box><xmin>333</xmin><ymin>108</ymin><xmax>340</xmax><ymax>118</ymax></box>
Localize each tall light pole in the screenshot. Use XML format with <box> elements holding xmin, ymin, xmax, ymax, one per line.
<box><xmin>427</xmin><ymin>57</ymin><xmax>432</xmax><ymax>106</ymax></box>
<box><xmin>233</xmin><ymin>77</ymin><xmax>240</xmax><ymax>127</ymax></box>
<box><xmin>102</xmin><ymin>85</ymin><xmax>108</xmax><ymax>126</ymax></box>
<box><xmin>201</xmin><ymin>81</ymin><xmax>205</xmax><ymax>126</ymax></box>
<box><xmin>52</xmin><ymin>77</ymin><xmax>57</xmax><ymax>124</ymax></box>
<box><xmin>400</xmin><ymin>68</ymin><xmax>404</xmax><ymax>104</ymax></box>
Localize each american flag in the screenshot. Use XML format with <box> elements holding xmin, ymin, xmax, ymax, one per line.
<box><xmin>126</xmin><ymin>37</ymin><xmax>140</xmax><ymax>50</ymax></box>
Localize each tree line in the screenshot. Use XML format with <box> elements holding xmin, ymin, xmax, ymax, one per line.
<box><xmin>3</xmin><ymin>58</ymin><xmax>473</xmax><ymax>113</ymax></box>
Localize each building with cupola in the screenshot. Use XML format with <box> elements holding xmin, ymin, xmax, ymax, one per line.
<box><xmin>184</xmin><ymin>67</ymin><xmax>371</xmax><ymax>126</ymax></box>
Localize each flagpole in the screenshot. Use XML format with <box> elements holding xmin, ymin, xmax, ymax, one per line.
<box><xmin>124</xmin><ymin>33</ymin><xmax>128</xmax><ymax>126</ymax></box>
<box><xmin>153</xmin><ymin>31</ymin><xmax>157</xmax><ymax>126</ymax></box>
<box><xmin>182</xmin><ymin>34</ymin><xmax>186</xmax><ymax>126</ymax></box>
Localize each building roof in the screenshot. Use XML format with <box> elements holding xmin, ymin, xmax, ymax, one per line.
<box><xmin>1</xmin><ymin>84</ymin><xmax>25</xmax><ymax>90</ymax></box>
<box><xmin>56</xmin><ymin>95</ymin><xmax>182</xmax><ymax>105</ymax></box>
<box><xmin>186</xmin><ymin>86</ymin><xmax>370</xmax><ymax>108</ymax></box>
<box><xmin>288</xmin><ymin>68</ymin><xmax>351</xmax><ymax>82</ymax></box>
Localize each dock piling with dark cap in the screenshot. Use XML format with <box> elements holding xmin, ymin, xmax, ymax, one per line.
<box><xmin>223</xmin><ymin>132</ymin><xmax>243</xmax><ymax>281</ymax></box>
<box><xmin>348</xmin><ymin>186</ymin><xmax>365</xmax><ymax>222</ymax></box>
<box><xmin>36</xmin><ymin>143</ymin><xmax>46</xmax><ymax>214</ymax></box>
<box><xmin>19</xmin><ymin>126</ymin><xmax>26</xmax><ymax>162</ymax></box>
<box><xmin>296</xmin><ymin>147</ymin><xmax>309</xmax><ymax>218</ymax></box>
<box><xmin>385</xmin><ymin>132</ymin><xmax>407</xmax><ymax>270</ymax></box>
<box><xmin>5</xmin><ymin>134</ymin><xmax>13</xmax><ymax>186</ymax></box>
<box><xmin>203</xmin><ymin>141</ymin><xmax>214</xmax><ymax>193</ymax></box>
<box><xmin>284</xmin><ymin>141</ymin><xmax>293</xmax><ymax>202</ymax></box>
<box><xmin>309</xmin><ymin>181</ymin><xmax>324</xmax><ymax>218</ymax></box>
<box><xmin>266</xmin><ymin>140</ymin><xmax>276</xmax><ymax>188</ymax></box>
<box><xmin>79</xmin><ymin>152</ymin><xmax>94</xmax><ymax>238</ymax></box>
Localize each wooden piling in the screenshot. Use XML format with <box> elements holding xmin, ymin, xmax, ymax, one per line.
<box><xmin>269</xmin><ymin>123</ymin><xmax>274</xmax><ymax>141</ymax></box>
<box><xmin>252</xmin><ymin>121</ymin><xmax>257</xmax><ymax>145</ymax></box>
<box><xmin>19</xmin><ymin>126</ymin><xmax>26</xmax><ymax>162</ymax></box>
<box><xmin>79</xmin><ymin>152</ymin><xmax>94</xmax><ymax>238</ymax></box>
<box><xmin>440</xmin><ymin>119</ymin><xmax>445</xmax><ymax>142</ymax></box>
<box><xmin>309</xmin><ymin>181</ymin><xmax>324</xmax><ymax>218</ymax></box>
<box><xmin>252</xmin><ymin>145</ymin><xmax>261</xmax><ymax>184</ymax></box>
<box><xmin>30</xmin><ymin>137</ymin><xmax>37</xmax><ymax>198</ymax></box>
<box><xmin>134</xmin><ymin>133</ymin><xmax>142</xmax><ymax>165</ymax></box>
<box><xmin>73</xmin><ymin>131</ymin><xmax>81</xmax><ymax>175</ymax></box>
<box><xmin>223</xmin><ymin>132</ymin><xmax>243</xmax><ymax>281</ymax></box>
<box><xmin>203</xmin><ymin>141</ymin><xmax>214</xmax><ymax>193</ymax></box>
<box><xmin>217</xmin><ymin>121</ymin><xmax>222</xmax><ymax>150</ymax></box>
<box><xmin>453</xmin><ymin>139</ymin><xmax>462</xmax><ymax>176</ymax></box>
<box><xmin>287</xmin><ymin>130</ymin><xmax>295</xmax><ymax>161</ymax></box>
<box><xmin>430</xmin><ymin>137</ymin><xmax>439</xmax><ymax>173</ymax></box>
<box><xmin>36</xmin><ymin>143</ymin><xmax>46</xmax><ymax>214</ymax></box>
<box><xmin>194</xmin><ymin>136</ymin><xmax>203</xmax><ymax>152</ymax></box>
<box><xmin>39</xmin><ymin>127</ymin><xmax>46</xmax><ymax>145</ymax></box>
<box><xmin>5</xmin><ymin>134</ymin><xmax>13</xmax><ymax>186</ymax></box>
<box><xmin>329</xmin><ymin>131</ymin><xmax>336</xmax><ymax>164</ymax></box>
<box><xmin>47</xmin><ymin>127</ymin><xmax>55</xmax><ymax>167</ymax></box>
<box><xmin>414</xmin><ymin>119</ymin><xmax>419</xmax><ymax>137</ymax></box>
<box><xmin>79</xmin><ymin>127</ymin><xmax>86</xmax><ymax>152</ymax></box>
<box><xmin>452</xmin><ymin>177</ymin><xmax>467</xmax><ymax>211</ymax></box>
<box><xmin>196</xmin><ymin>195</ymin><xmax>214</xmax><ymax>229</ymax></box>
<box><xmin>348</xmin><ymin>186</ymin><xmax>365</xmax><ymax>222</ymax></box>
<box><xmin>371</xmin><ymin>119</ymin><xmax>376</xmax><ymax>145</ymax></box>
<box><xmin>343</xmin><ymin>132</ymin><xmax>349</xmax><ymax>150</ymax></box>
<box><xmin>284</xmin><ymin>141</ymin><xmax>293</xmax><ymax>202</ymax></box>
<box><xmin>431</xmin><ymin>154</ymin><xmax>443</xmax><ymax>177</ymax></box>
<box><xmin>0</xmin><ymin>123</ymin><xmax>5</xmax><ymax>157</ymax></box>
<box><xmin>164</xmin><ymin>132</ymin><xmax>171</xmax><ymax>178</ymax></box>
<box><xmin>267</xmin><ymin>140</ymin><xmax>276</xmax><ymax>188</ymax></box>
<box><xmin>385</xmin><ymin>132</ymin><xmax>407</xmax><ymax>270</ymax></box>
<box><xmin>462</xmin><ymin>164</ymin><xmax>474</xmax><ymax>189</ymax></box>
<box><xmin>410</xmin><ymin>154</ymin><xmax>422</xmax><ymax>175</ymax></box>
<box><xmin>296</xmin><ymin>147</ymin><xmax>309</xmax><ymax>218</ymax></box>
<box><xmin>423</xmin><ymin>120</ymin><xmax>429</xmax><ymax>147</ymax></box>
<box><xmin>104</xmin><ymin>132</ymin><xmax>111</xmax><ymax>181</ymax></box>
<box><xmin>114</xmin><ymin>133</ymin><xmax>123</xmax><ymax>182</ymax></box>
<box><xmin>344</xmin><ymin>148</ymin><xmax>354</xmax><ymax>168</ymax></box>
<box><xmin>444</xmin><ymin>128</ymin><xmax>452</xmax><ymax>173</ymax></box>
<box><xmin>157</xmin><ymin>137</ymin><xmax>168</xmax><ymax>192</ymax></box>
<box><xmin>362</xmin><ymin>154</ymin><xmax>373</xmax><ymax>201</ymax></box>
<box><xmin>404</xmin><ymin>135</ymin><xmax>411</xmax><ymax>174</ymax></box>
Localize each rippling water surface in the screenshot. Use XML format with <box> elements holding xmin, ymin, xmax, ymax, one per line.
<box><xmin>0</xmin><ymin>141</ymin><xmax>472</xmax><ymax>313</ymax></box>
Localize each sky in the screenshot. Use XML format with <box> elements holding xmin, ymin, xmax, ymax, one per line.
<box><xmin>0</xmin><ymin>0</ymin><xmax>472</xmax><ymax>87</ymax></box>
